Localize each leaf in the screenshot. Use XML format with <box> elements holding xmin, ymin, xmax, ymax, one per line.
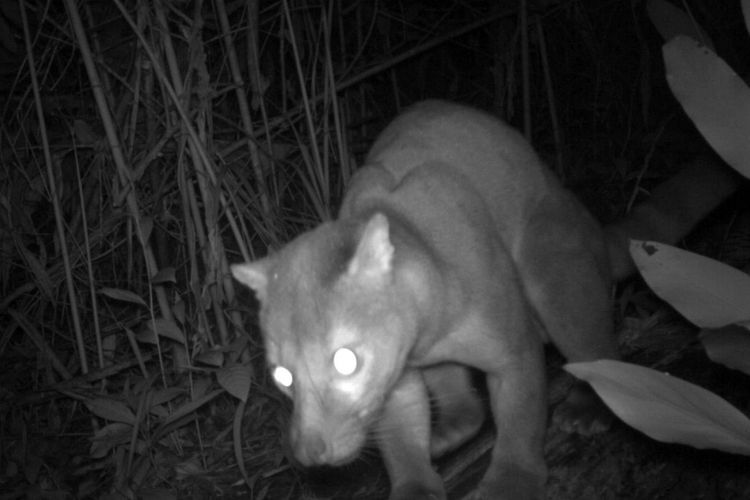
<box><xmin>138</xmin><ymin>217</ymin><xmax>153</xmax><ymax>245</ymax></box>
<box><xmin>154</xmin><ymin>390</ymin><xmax>223</xmax><ymax>439</ymax></box>
<box><xmin>566</xmin><ymin>360</ymin><xmax>750</xmax><ymax>455</ymax></box>
<box><xmin>217</xmin><ymin>364</ymin><xmax>253</xmax><ymax>402</ymax></box>
<box><xmin>700</xmin><ymin>324</ymin><xmax>750</xmax><ymax>375</ymax></box>
<box><xmin>664</xmin><ymin>36</ymin><xmax>750</xmax><ymax>178</ymax></box>
<box><xmin>152</xmin><ymin>267</ymin><xmax>176</xmax><ymax>284</ymax></box>
<box><xmin>646</xmin><ymin>0</ymin><xmax>714</xmax><ymax>49</ymax></box>
<box><xmin>149</xmin><ymin>387</ymin><xmax>185</xmax><ymax>408</ymax></box>
<box><xmin>173</xmin><ymin>297</ymin><xmax>186</xmax><ymax>323</ymax></box>
<box><xmin>99</xmin><ymin>287</ymin><xmax>148</xmax><ymax>307</ymax></box>
<box><xmin>84</xmin><ymin>398</ymin><xmax>136</xmax><ymax>425</ymax></box>
<box><xmin>195</xmin><ymin>349</ymin><xmax>224</xmax><ymax>367</ymax></box>
<box><xmin>137</xmin><ymin>317</ymin><xmax>186</xmax><ymax>344</ymax></box>
<box><xmin>630</xmin><ymin>240</ymin><xmax>750</xmax><ymax>328</ymax></box>
<box><xmin>173</xmin><ymin>456</ymin><xmax>205</xmax><ymax>479</ymax></box>
<box><xmin>89</xmin><ymin>422</ymin><xmax>131</xmax><ymax>459</ymax></box>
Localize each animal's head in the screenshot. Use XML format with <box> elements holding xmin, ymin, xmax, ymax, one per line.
<box><xmin>232</xmin><ymin>213</ymin><xmax>418</xmax><ymax>466</ymax></box>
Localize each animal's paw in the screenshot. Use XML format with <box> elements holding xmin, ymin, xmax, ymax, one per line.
<box><xmin>553</xmin><ymin>382</ymin><xmax>613</xmax><ymax>435</ymax></box>
<box><xmin>389</xmin><ymin>481</ymin><xmax>446</xmax><ymax>500</ymax></box>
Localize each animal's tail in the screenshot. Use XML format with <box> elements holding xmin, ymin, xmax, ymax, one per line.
<box><xmin>604</xmin><ymin>156</ymin><xmax>739</xmax><ymax>281</ymax></box>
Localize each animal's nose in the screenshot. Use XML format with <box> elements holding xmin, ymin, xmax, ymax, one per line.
<box><xmin>290</xmin><ymin>426</ymin><xmax>328</xmax><ymax>465</ymax></box>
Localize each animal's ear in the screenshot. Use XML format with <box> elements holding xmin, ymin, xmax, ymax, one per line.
<box><xmin>231</xmin><ymin>259</ymin><xmax>272</xmax><ymax>303</ymax></box>
<box><xmin>347</xmin><ymin>213</ymin><xmax>394</xmax><ymax>283</ymax></box>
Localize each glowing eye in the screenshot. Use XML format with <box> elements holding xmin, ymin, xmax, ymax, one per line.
<box><xmin>333</xmin><ymin>347</ymin><xmax>358</xmax><ymax>376</ymax></box>
<box><xmin>272</xmin><ymin>366</ymin><xmax>293</xmax><ymax>388</ymax></box>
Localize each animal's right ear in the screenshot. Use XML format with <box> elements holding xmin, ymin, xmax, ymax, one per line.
<box><xmin>346</xmin><ymin>213</ymin><xmax>394</xmax><ymax>285</ymax></box>
<box><xmin>231</xmin><ymin>260</ymin><xmax>271</xmax><ymax>303</ymax></box>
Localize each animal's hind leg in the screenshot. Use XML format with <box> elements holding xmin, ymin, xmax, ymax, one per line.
<box><xmin>518</xmin><ymin>214</ymin><xmax>618</xmax><ymax>434</ymax></box>
<box><xmin>517</xmin><ymin>203</ymin><xmax>619</xmax><ymax>361</ymax></box>
<box><xmin>423</xmin><ymin>364</ymin><xmax>485</xmax><ymax>457</ymax></box>
<box><xmin>526</xmin><ymin>251</ymin><xmax>617</xmax><ymax>362</ymax></box>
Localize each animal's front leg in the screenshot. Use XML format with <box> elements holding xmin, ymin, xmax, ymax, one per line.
<box><xmin>378</xmin><ymin>369</ymin><xmax>445</xmax><ymax>500</ymax></box>
<box><xmin>473</xmin><ymin>345</ymin><xmax>547</xmax><ymax>499</ymax></box>
<box><xmin>423</xmin><ymin>363</ymin><xmax>485</xmax><ymax>457</ymax></box>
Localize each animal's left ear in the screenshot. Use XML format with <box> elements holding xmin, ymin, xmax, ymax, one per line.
<box><xmin>347</xmin><ymin>213</ymin><xmax>394</xmax><ymax>283</ymax></box>
<box><xmin>231</xmin><ymin>259</ymin><xmax>272</xmax><ymax>303</ymax></box>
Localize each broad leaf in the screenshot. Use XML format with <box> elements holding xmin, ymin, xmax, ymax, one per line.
<box><xmin>647</xmin><ymin>0</ymin><xmax>714</xmax><ymax>49</ymax></box>
<box><xmin>137</xmin><ymin>317</ymin><xmax>186</xmax><ymax>344</ymax></box>
<box><xmin>89</xmin><ymin>422</ymin><xmax>131</xmax><ymax>458</ymax></box>
<box><xmin>217</xmin><ymin>364</ymin><xmax>253</xmax><ymax>402</ymax></box>
<box><xmin>195</xmin><ymin>348</ymin><xmax>224</xmax><ymax>367</ymax></box>
<box><xmin>149</xmin><ymin>387</ymin><xmax>185</xmax><ymax>408</ymax></box>
<box><xmin>664</xmin><ymin>36</ymin><xmax>750</xmax><ymax>178</ymax></box>
<box><xmin>99</xmin><ymin>287</ymin><xmax>147</xmax><ymax>307</ymax></box>
<box><xmin>84</xmin><ymin>398</ymin><xmax>136</xmax><ymax>425</ymax></box>
<box><xmin>566</xmin><ymin>360</ymin><xmax>750</xmax><ymax>455</ymax></box>
<box><xmin>630</xmin><ymin>240</ymin><xmax>750</xmax><ymax>328</ymax></box>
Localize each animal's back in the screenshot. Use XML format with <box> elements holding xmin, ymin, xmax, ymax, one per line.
<box><xmin>362</xmin><ymin>100</ymin><xmax>589</xmax><ymax>258</ymax></box>
<box><xmin>355</xmin><ymin>100</ymin><xmax>614</xmax><ymax>359</ymax></box>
